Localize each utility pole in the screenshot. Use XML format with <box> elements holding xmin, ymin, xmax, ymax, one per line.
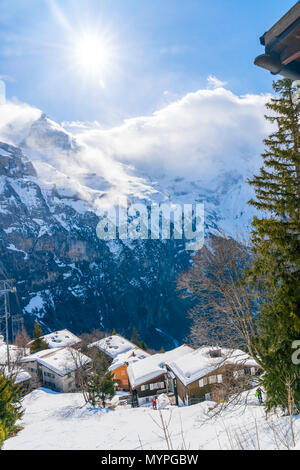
<box><xmin>0</xmin><ymin>280</ymin><xmax>16</xmax><ymax>372</ymax></box>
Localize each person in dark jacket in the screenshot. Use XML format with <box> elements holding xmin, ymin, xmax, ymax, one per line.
<box><xmin>255</xmin><ymin>387</ymin><xmax>263</xmax><ymax>405</ymax></box>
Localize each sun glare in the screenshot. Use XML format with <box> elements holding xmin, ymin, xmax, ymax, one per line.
<box><xmin>74</xmin><ymin>33</ymin><xmax>114</xmax><ymax>82</ymax></box>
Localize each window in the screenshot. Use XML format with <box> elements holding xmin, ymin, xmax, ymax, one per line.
<box><xmin>217</xmin><ymin>375</ymin><xmax>222</xmax><ymax>383</ymax></box>
<box><xmin>149</xmin><ymin>382</ymin><xmax>164</xmax><ymax>391</ymax></box>
<box><xmin>209</xmin><ymin>375</ymin><xmax>217</xmax><ymax>384</ymax></box>
<box><xmin>233</xmin><ymin>369</ymin><xmax>245</xmax><ymax>379</ymax></box>
<box><xmin>44</xmin><ymin>371</ymin><xmax>55</xmax><ymax>378</ymax></box>
<box><xmin>199</xmin><ymin>377</ymin><xmax>208</xmax><ymax>388</ymax></box>
<box><xmin>141</xmin><ymin>384</ymin><xmax>149</xmax><ymax>392</ymax></box>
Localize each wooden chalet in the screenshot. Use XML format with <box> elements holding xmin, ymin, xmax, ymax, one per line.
<box><xmin>108</xmin><ymin>347</ymin><xmax>150</xmax><ymax>391</ymax></box>
<box><xmin>127</xmin><ymin>345</ymin><xmax>194</xmax><ymax>406</ymax></box>
<box><xmin>166</xmin><ymin>347</ymin><xmax>262</xmax><ymax>406</ymax></box>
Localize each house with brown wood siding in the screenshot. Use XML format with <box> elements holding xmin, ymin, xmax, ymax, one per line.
<box><xmin>127</xmin><ymin>345</ymin><xmax>194</xmax><ymax>406</ymax></box>
<box><xmin>166</xmin><ymin>347</ymin><xmax>261</xmax><ymax>405</ymax></box>
<box><xmin>108</xmin><ymin>347</ymin><xmax>150</xmax><ymax>391</ymax></box>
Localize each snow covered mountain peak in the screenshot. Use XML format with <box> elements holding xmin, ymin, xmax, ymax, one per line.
<box><xmin>0</xmin><ymin>86</ymin><xmax>269</xmax><ymax>346</ymax></box>
<box><xmin>21</xmin><ymin>112</ymin><xmax>79</xmax><ymax>154</ymax></box>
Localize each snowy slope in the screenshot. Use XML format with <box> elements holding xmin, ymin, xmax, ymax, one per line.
<box><xmin>3</xmin><ymin>388</ymin><xmax>300</xmax><ymax>450</ymax></box>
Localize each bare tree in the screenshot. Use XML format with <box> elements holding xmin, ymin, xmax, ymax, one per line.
<box><xmin>67</xmin><ymin>348</ymin><xmax>91</xmax><ymax>403</ymax></box>
<box><xmin>283</xmin><ymin>373</ymin><xmax>298</xmax><ymax>448</ymax></box>
<box><xmin>14</xmin><ymin>327</ymin><xmax>31</xmax><ymax>355</ymax></box>
<box><xmin>79</xmin><ymin>329</ymin><xmax>108</xmax><ymax>354</ymax></box>
<box><xmin>68</xmin><ymin>342</ymin><xmax>113</xmax><ymax>407</ymax></box>
<box><xmin>177</xmin><ymin>235</ymin><xmax>261</xmax><ymax>362</ymax></box>
<box><xmin>0</xmin><ymin>343</ymin><xmax>41</xmax><ymax>394</ymax></box>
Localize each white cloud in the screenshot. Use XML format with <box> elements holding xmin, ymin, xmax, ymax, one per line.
<box><xmin>77</xmin><ymin>85</ymin><xmax>272</xmax><ymax>192</ymax></box>
<box><xmin>0</xmin><ymin>81</ymin><xmax>272</xmax><ymax>217</ymax></box>
<box><xmin>61</xmin><ymin>120</ymin><xmax>103</xmax><ymax>134</ymax></box>
<box><xmin>0</xmin><ymin>100</ymin><xmax>41</xmax><ymax>145</ymax></box>
<box><xmin>0</xmin><ymin>80</ymin><xmax>5</xmax><ymax>105</ymax></box>
<box><xmin>207</xmin><ymin>75</ymin><xmax>227</xmax><ymax>89</ymax></box>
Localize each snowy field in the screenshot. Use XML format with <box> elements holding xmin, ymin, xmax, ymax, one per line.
<box><xmin>3</xmin><ymin>388</ymin><xmax>300</xmax><ymax>450</ymax></box>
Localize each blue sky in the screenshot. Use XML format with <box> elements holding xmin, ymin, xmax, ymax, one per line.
<box><xmin>0</xmin><ymin>0</ymin><xmax>296</xmax><ymax>125</ymax></box>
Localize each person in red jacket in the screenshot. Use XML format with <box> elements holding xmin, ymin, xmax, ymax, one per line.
<box><xmin>152</xmin><ymin>396</ymin><xmax>157</xmax><ymax>410</ymax></box>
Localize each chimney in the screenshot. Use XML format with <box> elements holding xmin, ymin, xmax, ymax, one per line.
<box><xmin>209</xmin><ymin>348</ymin><xmax>222</xmax><ymax>358</ymax></box>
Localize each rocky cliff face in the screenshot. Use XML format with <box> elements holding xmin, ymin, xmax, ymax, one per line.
<box><xmin>0</xmin><ymin>140</ymin><xmax>192</xmax><ymax>349</ymax></box>
<box><xmin>0</xmin><ymin>105</ymin><xmax>258</xmax><ymax>349</ymax></box>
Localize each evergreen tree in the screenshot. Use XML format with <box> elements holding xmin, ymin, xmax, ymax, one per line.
<box><xmin>86</xmin><ymin>374</ymin><xmax>102</xmax><ymax>407</ymax></box>
<box><xmin>130</xmin><ymin>326</ymin><xmax>140</xmax><ymax>346</ymax></box>
<box><xmin>0</xmin><ymin>421</ymin><xmax>5</xmax><ymax>450</ymax></box>
<box><xmin>130</xmin><ymin>326</ymin><xmax>147</xmax><ymax>350</ymax></box>
<box><xmin>0</xmin><ymin>374</ymin><xmax>23</xmax><ymax>447</ymax></box>
<box><xmin>140</xmin><ymin>340</ymin><xmax>148</xmax><ymax>351</ymax></box>
<box><xmin>86</xmin><ymin>372</ymin><xmax>115</xmax><ymax>408</ymax></box>
<box><xmin>248</xmin><ymin>78</ymin><xmax>300</xmax><ymax>410</ymax></box>
<box><xmin>99</xmin><ymin>373</ymin><xmax>115</xmax><ymax>407</ymax></box>
<box><xmin>112</xmin><ymin>328</ymin><xmax>117</xmax><ymax>335</ymax></box>
<box><xmin>30</xmin><ymin>321</ymin><xmax>49</xmax><ymax>353</ymax></box>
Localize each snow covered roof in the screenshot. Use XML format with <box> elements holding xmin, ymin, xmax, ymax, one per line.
<box><xmin>167</xmin><ymin>346</ymin><xmax>259</xmax><ymax>387</ymax></box>
<box><xmin>108</xmin><ymin>347</ymin><xmax>150</xmax><ymax>372</ymax></box>
<box><xmin>28</xmin><ymin>329</ymin><xmax>81</xmax><ymax>349</ymax></box>
<box><xmin>20</xmin><ymin>348</ymin><xmax>58</xmax><ymax>362</ymax></box>
<box><xmin>0</xmin><ymin>342</ymin><xmax>28</xmax><ymax>365</ymax></box>
<box><xmin>127</xmin><ymin>353</ymin><xmax>167</xmax><ymax>389</ymax></box>
<box><xmin>127</xmin><ymin>345</ymin><xmax>194</xmax><ymax>389</ymax></box>
<box><xmin>88</xmin><ymin>335</ymin><xmax>137</xmax><ymax>359</ymax></box>
<box><xmin>160</xmin><ymin>345</ymin><xmax>194</xmax><ymax>363</ymax></box>
<box><xmin>21</xmin><ymin>347</ymin><xmax>91</xmax><ymax>377</ymax></box>
<box><xmin>14</xmin><ymin>369</ymin><xmax>32</xmax><ymax>384</ymax></box>
<box><xmin>3</xmin><ymin>366</ymin><xmax>32</xmax><ymax>384</ymax></box>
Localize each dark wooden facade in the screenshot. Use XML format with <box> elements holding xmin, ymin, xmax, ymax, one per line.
<box><xmin>130</xmin><ymin>372</ymin><xmax>167</xmax><ymax>405</ymax></box>
<box><xmin>167</xmin><ymin>363</ymin><xmax>261</xmax><ymax>405</ymax></box>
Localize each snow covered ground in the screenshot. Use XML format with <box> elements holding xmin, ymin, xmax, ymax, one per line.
<box><xmin>3</xmin><ymin>388</ymin><xmax>300</xmax><ymax>450</ymax></box>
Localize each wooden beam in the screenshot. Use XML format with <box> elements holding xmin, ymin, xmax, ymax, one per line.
<box><xmin>264</xmin><ymin>1</ymin><xmax>300</xmax><ymax>46</ymax></box>
<box><xmin>282</xmin><ymin>50</ymin><xmax>300</xmax><ymax>65</ymax></box>
<box><xmin>281</xmin><ymin>39</ymin><xmax>300</xmax><ymax>65</ymax></box>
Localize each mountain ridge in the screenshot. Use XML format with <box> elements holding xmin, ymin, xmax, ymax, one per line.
<box><xmin>0</xmin><ymin>108</ymin><xmax>258</xmax><ymax>348</ymax></box>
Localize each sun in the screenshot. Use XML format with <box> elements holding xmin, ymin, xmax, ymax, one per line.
<box><xmin>73</xmin><ymin>33</ymin><xmax>113</xmax><ymax>80</ymax></box>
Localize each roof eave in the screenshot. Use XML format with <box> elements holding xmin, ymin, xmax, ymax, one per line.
<box><xmin>254</xmin><ymin>53</ymin><xmax>300</xmax><ymax>80</ymax></box>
